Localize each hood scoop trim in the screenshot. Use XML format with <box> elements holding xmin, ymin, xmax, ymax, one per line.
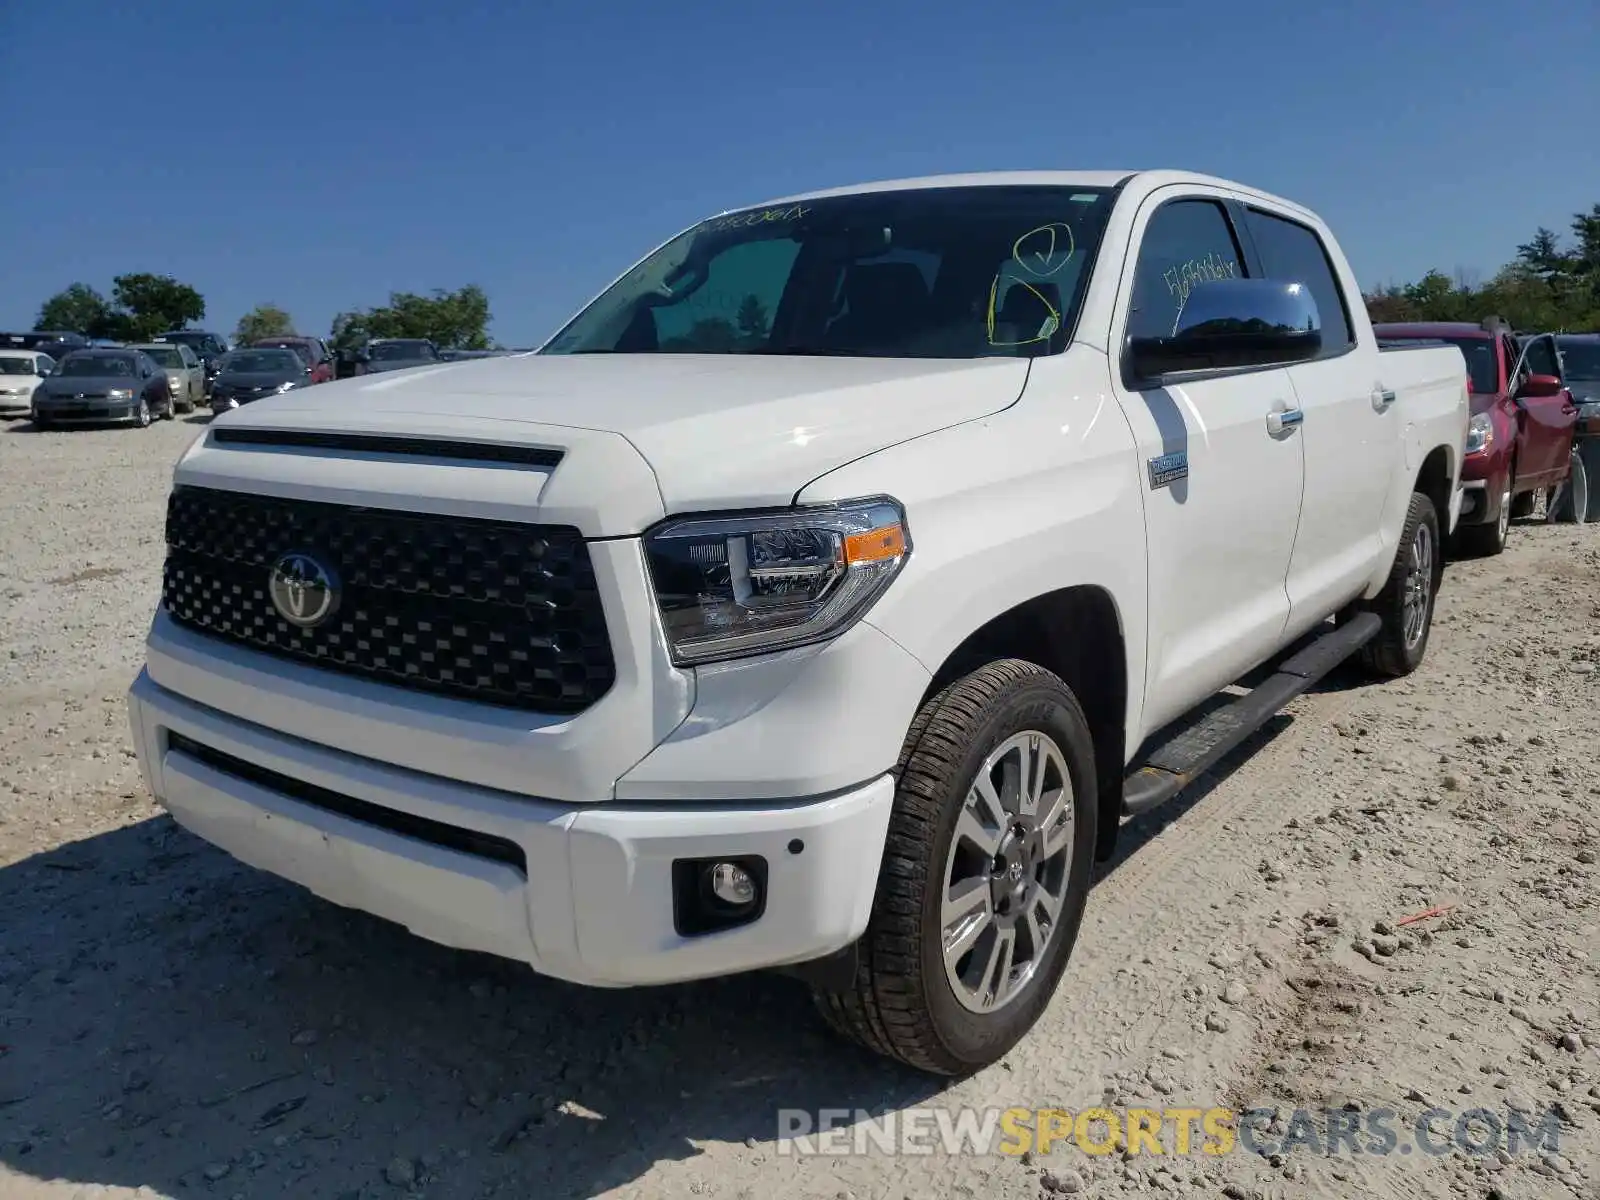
<box><xmin>210</xmin><ymin>427</ymin><xmax>565</xmax><ymax>469</ymax></box>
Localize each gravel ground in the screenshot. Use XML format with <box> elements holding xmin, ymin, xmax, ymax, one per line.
<box><xmin>1</xmin><ymin>415</ymin><xmax>1597</xmax><ymax>1200</ymax></box>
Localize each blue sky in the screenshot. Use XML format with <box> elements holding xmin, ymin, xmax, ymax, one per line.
<box><xmin>2</xmin><ymin>0</ymin><xmax>1595</xmax><ymax>346</ymax></box>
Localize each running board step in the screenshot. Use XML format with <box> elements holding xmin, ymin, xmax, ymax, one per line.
<box><xmin>1121</xmin><ymin>612</ymin><xmax>1381</xmax><ymax>818</ymax></box>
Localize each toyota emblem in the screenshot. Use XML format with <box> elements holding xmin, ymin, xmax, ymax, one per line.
<box><xmin>268</xmin><ymin>551</ymin><xmax>340</xmax><ymax>628</ymax></box>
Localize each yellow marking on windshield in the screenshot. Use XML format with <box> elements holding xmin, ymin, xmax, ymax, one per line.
<box><xmin>985</xmin><ymin>223</ymin><xmax>1075</xmax><ymax>346</ymax></box>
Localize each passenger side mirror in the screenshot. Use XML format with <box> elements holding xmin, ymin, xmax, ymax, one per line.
<box><xmin>1127</xmin><ymin>279</ymin><xmax>1322</xmax><ymax>381</ymax></box>
<box><xmin>1516</xmin><ymin>373</ymin><xmax>1562</xmax><ymax>399</ymax></box>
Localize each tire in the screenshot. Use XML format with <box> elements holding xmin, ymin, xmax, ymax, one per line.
<box><xmin>1548</xmin><ymin>449</ymin><xmax>1589</xmax><ymax>525</ymax></box>
<box><xmin>811</xmin><ymin>658</ymin><xmax>1098</xmax><ymax>1075</ymax></box>
<box><xmin>1455</xmin><ymin>481</ymin><xmax>1510</xmax><ymax>557</ymax></box>
<box><xmin>134</xmin><ymin>398</ymin><xmax>151</xmax><ymax>428</ymax></box>
<box><xmin>1356</xmin><ymin>492</ymin><xmax>1441</xmax><ymax>678</ymax></box>
<box><xmin>1509</xmin><ymin>489</ymin><xmax>1536</xmax><ymax>520</ymax></box>
<box><xmin>161</xmin><ymin>397</ymin><xmax>176</xmax><ymax>421</ymax></box>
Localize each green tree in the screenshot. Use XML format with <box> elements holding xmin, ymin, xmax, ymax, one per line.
<box><xmin>35</xmin><ymin>283</ymin><xmax>113</xmax><ymax>336</ymax></box>
<box><xmin>661</xmin><ymin>319</ymin><xmax>739</xmax><ymax>352</ymax></box>
<box><xmin>1365</xmin><ymin>199</ymin><xmax>1600</xmax><ymax>333</ymax></box>
<box><xmin>340</xmin><ymin>285</ymin><xmax>493</xmax><ymax>350</ymax></box>
<box><xmin>735</xmin><ymin>294</ymin><xmax>770</xmax><ymax>347</ymax></box>
<box><xmin>108</xmin><ymin>273</ymin><xmax>206</xmax><ymax>341</ymax></box>
<box><xmin>235</xmin><ymin>303</ymin><xmax>296</xmax><ymax>345</ymax></box>
<box><xmin>328</xmin><ymin>310</ymin><xmax>370</xmax><ymax>352</ymax></box>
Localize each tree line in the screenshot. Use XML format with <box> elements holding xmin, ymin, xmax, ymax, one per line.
<box><xmin>32</xmin><ymin>279</ymin><xmax>496</xmax><ymax>350</ymax></box>
<box><xmin>1364</xmin><ymin>202</ymin><xmax>1600</xmax><ymax>331</ymax></box>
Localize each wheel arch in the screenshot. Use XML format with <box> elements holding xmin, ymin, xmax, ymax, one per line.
<box><xmin>917</xmin><ymin>585</ymin><xmax>1129</xmax><ymax>862</ymax></box>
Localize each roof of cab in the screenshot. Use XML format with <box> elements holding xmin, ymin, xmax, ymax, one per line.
<box><xmin>743</xmin><ymin>170</ymin><xmax>1319</xmax><ymax>223</ymax></box>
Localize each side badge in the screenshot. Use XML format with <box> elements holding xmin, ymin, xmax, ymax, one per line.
<box><xmin>1147</xmin><ymin>451</ymin><xmax>1189</xmax><ymax>491</ymax></box>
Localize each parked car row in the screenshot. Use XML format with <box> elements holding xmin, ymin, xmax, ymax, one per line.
<box><xmin>1374</xmin><ymin>319</ymin><xmax>1597</xmax><ymax>538</ymax></box>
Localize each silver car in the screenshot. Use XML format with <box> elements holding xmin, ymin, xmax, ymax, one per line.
<box><xmin>130</xmin><ymin>342</ymin><xmax>204</xmax><ymax>413</ymax></box>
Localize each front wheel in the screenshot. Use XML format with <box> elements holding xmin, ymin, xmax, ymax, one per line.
<box><xmin>811</xmin><ymin>659</ymin><xmax>1098</xmax><ymax>1075</ymax></box>
<box><xmin>1358</xmin><ymin>491</ymin><xmax>1441</xmax><ymax>678</ymax></box>
<box><xmin>1455</xmin><ymin>481</ymin><xmax>1511</xmax><ymax>557</ymax></box>
<box><xmin>134</xmin><ymin>398</ymin><xmax>151</xmax><ymax>428</ymax></box>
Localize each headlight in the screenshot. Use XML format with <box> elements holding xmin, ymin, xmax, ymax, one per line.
<box><xmin>1465</xmin><ymin>412</ymin><xmax>1493</xmax><ymax>455</ymax></box>
<box><xmin>108</xmin><ymin>388</ymin><xmax>134</xmax><ymax>400</ymax></box>
<box><xmin>644</xmin><ymin>498</ymin><xmax>911</xmax><ymax>665</ymax></box>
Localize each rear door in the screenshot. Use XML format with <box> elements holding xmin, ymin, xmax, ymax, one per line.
<box><xmin>1108</xmin><ymin>190</ymin><xmax>1306</xmax><ymax>732</ymax></box>
<box><xmin>1239</xmin><ymin>204</ymin><xmax>1393</xmax><ymax>634</ymax></box>
<box><xmin>1514</xmin><ymin>334</ymin><xmax>1578</xmax><ymax>483</ymax></box>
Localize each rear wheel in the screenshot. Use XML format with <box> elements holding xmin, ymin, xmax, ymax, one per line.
<box><xmin>1509</xmin><ymin>488</ymin><xmax>1537</xmax><ymax>520</ymax></box>
<box><xmin>1548</xmin><ymin>449</ymin><xmax>1590</xmax><ymax>524</ymax></box>
<box><xmin>1357</xmin><ymin>492</ymin><xmax>1440</xmax><ymax>678</ymax></box>
<box><xmin>811</xmin><ymin>659</ymin><xmax>1097</xmax><ymax>1076</ymax></box>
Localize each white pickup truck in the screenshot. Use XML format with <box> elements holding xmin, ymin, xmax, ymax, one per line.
<box><xmin>128</xmin><ymin>171</ymin><xmax>1468</xmax><ymax>1075</ymax></box>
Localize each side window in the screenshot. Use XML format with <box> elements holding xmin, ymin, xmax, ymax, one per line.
<box><xmin>1242</xmin><ymin>208</ymin><xmax>1354</xmax><ymax>355</ymax></box>
<box><xmin>1523</xmin><ymin>336</ymin><xmax>1559</xmax><ymax>378</ymax></box>
<box><xmin>1127</xmin><ymin>200</ymin><xmax>1244</xmax><ymax>342</ymax></box>
<box><xmin>651</xmin><ymin>237</ymin><xmax>801</xmax><ymax>352</ymax></box>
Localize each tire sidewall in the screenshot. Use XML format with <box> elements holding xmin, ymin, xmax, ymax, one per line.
<box><xmin>1397</xmin><ymin>495</ymin><xmax>1441</xmax><ymax>672</ymax></box>
<box><xmin>915</xmin><ymin>674</ymin><xmax>1098</xmax><ymax>1067</ymax></box>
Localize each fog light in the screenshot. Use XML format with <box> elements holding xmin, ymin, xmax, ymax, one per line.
<box><xmin>672</xmin><ymin>854</ymin><xmax>768</xmax><ymax>936</ymax></box>
<box><xmin>707</xmin><ymin>861</ymin><xmax>757</xmax><ymax>908</ymax></box>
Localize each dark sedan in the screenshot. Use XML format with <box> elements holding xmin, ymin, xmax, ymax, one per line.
<box><xmin>209</xmin><ymin>348</ymin><xmax>313</xmax><ymax>414</ymax></box>
<box><xmin>32</xmin><ymin>349</ymin><xmax>175</xmax><ymax>429</ymax></box>
<box><xmin>364</xmin><ymin>338</ymin><xmax>444</xmax><ymax>373</ymax></box>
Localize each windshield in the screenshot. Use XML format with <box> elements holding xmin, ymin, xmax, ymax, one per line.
<box><xmin>143</xmin><ymin>347</ymin><xmax>184</xmax><ymax>368</ymax></box>
<box><xmin>370</xmin><ymin>340</ymin><xmax>436</xmax><ymax>361</ymax></box>
<box><xmin>542</xmin><ymin>185</ymin><xmax>1116</xmax><ymax>359</ymax></box>
<box><xmin>1557</xmin><ymin>339</ymin><xmax>1600</xmax><ymax>381</ymax></box>
<box><xmin>60</xmin><ymin>355</ymin><xmax>134</xmax><ymax>377</ymax></box>
<box><xmin>0</xmin><ymin>357</ymin><xmax>36</xmax><ymax>376</ymax></box>
<box><xmin>255</xmin><ymin>341</ymin><xmax>311</xmax><ymax>363</ymax></box>
<box><xmin>221</xmin><ymin>350</ymin><xmax>300</xmax><ymax>373</ymax></box>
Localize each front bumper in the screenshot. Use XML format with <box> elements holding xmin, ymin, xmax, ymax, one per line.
<box><xmin>128</xmin><ymin>668</ymin><xmax>895</xmax><ymax>987</ymax></box>
<box><xmin>0</xmin><ymin>397</ymin><xmax>31</xmax><ymax>418</ymax></box>
<box><xmin>35</xmin><ymin>398</ymin><xmax>143</xmax><ymax>423</ymax></box>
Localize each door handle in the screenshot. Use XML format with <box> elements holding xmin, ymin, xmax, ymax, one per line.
<box><xmin>1266</xmin><ymin>407</ymin><xmax>1304</xmax><ymax>436</ymax></box>
<box><xmin>1373</xmin><ymin>388</ymin><xmax>1397</xmax><ymax>412</ymax></box>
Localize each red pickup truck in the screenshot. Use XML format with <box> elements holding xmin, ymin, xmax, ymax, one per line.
<box><xmin>1374</xmin><ymin>320</ymin><xmax>1578</xmax><ymax>554</ymax></box>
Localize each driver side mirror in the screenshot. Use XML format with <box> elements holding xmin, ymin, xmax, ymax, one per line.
<box><xmin>1516</xmin><ymin>373</ymin><xmax>1562</xmax><ymax>399</ymax></box>
<box><xmin>1127</xmin><ymin>278</ymin><xmax>1323</xmax><ymax>381</ymax></box>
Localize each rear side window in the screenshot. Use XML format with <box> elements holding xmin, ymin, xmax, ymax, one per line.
<box><xmin>1243</xmin><ymin>209</ymin><xmax>1354</xmax><ymax>355</ymax></box>
<box><xmin>1127</xmin><ymin>199</ymin><xmax>1244</xmax><ymax>342</ymax></box>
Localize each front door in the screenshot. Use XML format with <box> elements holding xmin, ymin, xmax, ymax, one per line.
<box><xmin>1513</xmin><ymin>334</ymin><xmax>1577</xmax><ymax>485</ymax></box>
<box><xmin>1109</xmin><ymin>190</ymin><xmax>1307</xmax><ymax>738</ymax></box>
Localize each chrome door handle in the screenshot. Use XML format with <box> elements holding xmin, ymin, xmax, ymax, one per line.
<box><xmin>1266</xmin><ymin>408</ymin><xmax>1304</xmax><ymax>435</ymax></box>
<box><xmin>1373</xmin><ymin>389</ymin><xmax>1397</xmax><ymax>411</ymax></box>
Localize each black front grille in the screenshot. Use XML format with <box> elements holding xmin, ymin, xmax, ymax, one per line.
<box><xmin>162</xmin><ymin>486</ymin><xmax>616</xmax><ymax>713</ymax></box>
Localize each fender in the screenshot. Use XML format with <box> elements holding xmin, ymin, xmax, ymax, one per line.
<box><xmin>798</xmin><ymin>345</ymin><xmax>1148</xmax><ymax>755</ymax></box>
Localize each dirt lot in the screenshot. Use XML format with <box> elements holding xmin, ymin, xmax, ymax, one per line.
<box><xmin>1</xmin><ymin>416</ymin><xmax>1597</xmax><ymax>1200</ymax></box>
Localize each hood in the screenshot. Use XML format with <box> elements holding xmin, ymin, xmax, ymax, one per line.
<box><xmin>215</xmin><ymin>371</ymin><xmax>301</xmax><ymax>389</ymax></box>
<box><xmin>38</xmin><ymin>374</ymin><xmax>139</xmax><ymax>393</ymax></box>
<box><xmin>1566</xmin><ymin>376</ymin><xmax>1600</xmax><ymax>403</ymax></box>
<box><xmin>209</xmin><ymin>352</ymin><xmax>1032</xmax><ymax>525</ymax></box>
<box><xmin>365</xmin><ymin>358</ymin><xmax>438</xmax><ymax>374</ymax></box>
